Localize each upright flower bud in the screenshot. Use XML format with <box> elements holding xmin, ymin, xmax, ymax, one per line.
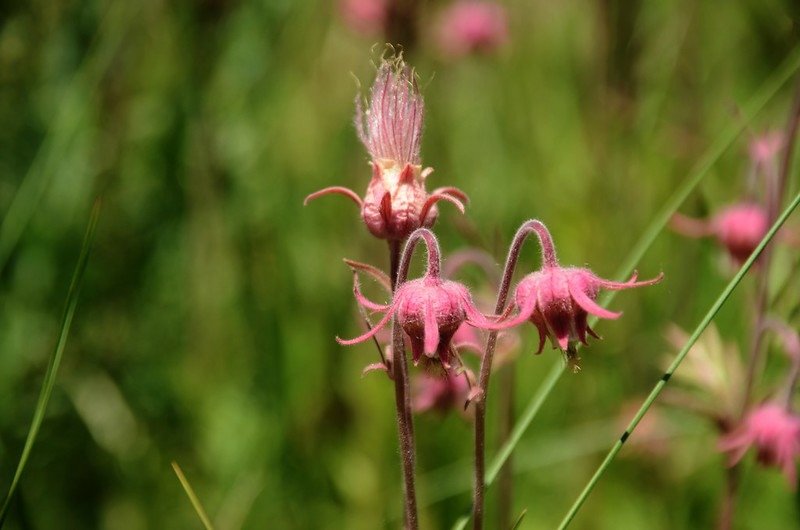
<box><xmin>305</xmin><ymin>56</ymin><xmax>467</xmax><ymax>241</ymax></box>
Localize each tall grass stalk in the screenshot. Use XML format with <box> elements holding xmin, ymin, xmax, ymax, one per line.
<box><xmin>0</xmin><ymin>200</ymin><xmax>101</xmax><ymax>525</ymax></box>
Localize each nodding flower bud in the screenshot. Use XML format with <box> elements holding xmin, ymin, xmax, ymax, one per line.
<box><xmin>304</xmin><ymin>56</ymin><xmax>468</xmax><ymax>241</ymax></box>
<box><xmin>719</xmin><ymin>403</ymin><xmax>800</xmax><ymax>487</ymax></box>
<box><xmin>437</xmin><ymin>1</ymin><xmax>509</xmax><ymax>58</ymax></box>
<box><xmin>498</xmin><ymin>221</ymin><xmax>663</xmax><ymax>367</ymax></box>
<box><xmin>337</xmin><ymin>230</ymin><xmax>497</xmax><ymax>367</ymax></box>
<box><xmin>671</xmin><ymin>203</ymin><xmax>769</xmax><ymax>265</ymax></box>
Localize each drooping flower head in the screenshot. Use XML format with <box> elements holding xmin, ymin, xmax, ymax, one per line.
<box><xmin>437</xmin><ymin>1</ymin><xmax>509</xmax><ymax>58</ymax></box>
<box><xmin>337</xmin><ymin>229</ymin><xmax>497</xmax><ymax>367</ymax></box>
<box><xmin>719</xmin><ymin>403</ymin><xmax>800</xmax><ymax>487</ymax></box>
<box><xmin>671</xmin><ymin>203</ymin><xmax>769</xmax><ymax>265</ymax></box>
<box><xmin>499</xmin><ymin>220</ymin><xmax>663</xmax><ymax>368</ymax></box>
<box><xmin>305</xmin><ymin>56</ymin><xmax>467</xmax><ymax>241</ymax></box>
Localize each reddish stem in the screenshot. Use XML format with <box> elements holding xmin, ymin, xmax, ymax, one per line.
<box><xmin>472</xmin><ymin>219</ymin><xmax>552</xmax><ymax>529</ymax></box>
<box><xmin>389</xmin><ymin>239</ymin><xmax>419</xmax><ymax>530</ymax></box>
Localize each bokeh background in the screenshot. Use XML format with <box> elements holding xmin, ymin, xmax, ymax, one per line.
<box><xmin>1</xmin><ymin>0</ymin><xmax>800</xmax><ymax>528</ymax></box>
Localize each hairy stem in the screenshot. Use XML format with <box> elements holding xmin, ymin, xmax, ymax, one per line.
<box><xmin>473</xmin><ymin>220</ymin><xmax>549</xmax><ymax>529</ymax></box>
<box><xmin>389</xmin><ymin>239</ymin><xmax>418</xmax><ymax>530</ymax></box>
<box><xmin>497</xmin><ymin>367</ymin><xmax>515</xmax><ymax>530</ymax></box>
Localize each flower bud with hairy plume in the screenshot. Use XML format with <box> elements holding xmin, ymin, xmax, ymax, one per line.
<box><xmin>305</xmin><ymin>56</ymin><xmax>467</xmax><ymax>241</ymax></box>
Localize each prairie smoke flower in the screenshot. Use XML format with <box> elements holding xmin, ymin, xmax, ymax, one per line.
<box><xmin>719</xmin><ymin>403</ymin><xmax>800</xmax><ymax>487</ymax></box>
<box><xmin>437</xmin><ymin>1</ymin><xmax>509</xmax><ymax>58</ymax></box>
<box><xmin>337</xmin><ymin>230</ymin><xmax>497</xmax><ymax>367</ymax></box>
<box><xmin>671</xmin><ymin>203</ymin><xmax>769</xmax><ymax>265</ymax></box>
<box><xmin>339</xmin><ymin>0</ymin><xmax>387</xmax><ymax>36</ymax></box>
<box><xmin>305</xmin><ymin>57</ymin><xmax>467</xmax><ymax>241</ymax></box>
<box><xmin>499</xmin><ymin>221</ymin><xmax>663</xmax><ymax>366</ymax></box>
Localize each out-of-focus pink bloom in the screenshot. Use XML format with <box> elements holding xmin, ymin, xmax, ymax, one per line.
<box><xmin>719</xmin><ymin>403</ymin><xmax>800</xmax><ymax>487</ymax></box>
<box><xmin>339</xmin><ymin>0</ymin><xmax>388</xmax><ymax>36</ymax></box>
<box><xmin>413</xmin><ymin>369</ymin><xmax>472</xmax><ymax>414</ymax></box>
<box><xmin>671</xmin><ymin>203</ymin><xmax>769</xmax><ymax>265</ymax></box>
<box><xmin>749</xmin><ymin>131</ymin><xmax>784</xmax><ymax>165</ymax></box>
<box><xmin>497</xmin><ymin>221</ymin><xmax>662</xmax><ymax>368</ymax></box>
<box><xmin>305</xmin><ymin>57</ymin><xmax>467</xmax><ymax>241</ymax></box>
<box><xmin>437</xmin><ymin>1</ymin><xmax>508</xmax><ymax>57</ymax></box>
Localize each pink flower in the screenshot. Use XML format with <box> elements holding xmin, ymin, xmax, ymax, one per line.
<box><xmin>305</xmin><ymin>57</ymin><xmax>467</xmax><ymax>241</ymax></box>
<box><xmin>749</xmin><ymin>131</ymin><xmax>784</xmax><ymax>165</ymax></box>
<box><xmin>337</xmin><ymin>230</ymin><xmax>497</xmax><ymax>367</ymax></box>
<box><xmin>413</xmin><ymin>368</ymin><xmax>472</xmax><ymax>414</ymax></box>
<box><xmin>671</xmin><ymin>203</ymin><xmax>769</xmax><ymax>265</ymax></box>
<box><xmin>339</xmin><ymin>0</ymin><xmax>387</xmax><ymax>36</ymax></box>
<box><xmin>719</xmin><ymin>403</ymin><xmax>800</xmax><ymax>487</ymax></box>
<box><xmin>437</xmin><ymin>1</ymin><xmax>508</xmax><ymax>58</ymax></box>
<box><xmin>499</xmin><ymin>221</ymin><xmax>662</xmax><ymax>365</ymax></box>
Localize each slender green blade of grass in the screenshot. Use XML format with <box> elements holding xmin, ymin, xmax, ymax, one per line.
<box><xmin>557</xmin><ymin>189</ymin><xmax>800</xmax><ymax>529</ymax></box>
<box><xmin>510</xmin><ymin>509</ymin><xmax>528</xmax><ymax>530</ymax></box>
<box><xmin>172</xmin><ymin>462</ymin><xmax>215</xmax><ymax>530</ymax></box>
<box><xmin>0</xmin><ymin>2</ymin><xmax>134</xmax><ymax>275</ymax></box>
<box><xmin>0</xmin><ymin>199</ymin><xmax>102</xmax><ymax>525</ymax></box>
<box><xmin>452</xmin><ymin>46</ymin><xmax>800</xmax><ymax>529</ymax></box>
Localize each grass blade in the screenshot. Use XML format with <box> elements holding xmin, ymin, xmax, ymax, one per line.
<box><xmin>557</xmin><ymin>189</ymin><xmax>800</xmax><ymax>529</ymax></box>
<box><xmin>510</xmin><ymin>509</ymin><xmax>528</xmax><ymax>530</ymax></box>
<box><xmin>172</xmin><ymin>462</ymin><xmax>215</xmax><ymax>530</ymax></box>
<box><xmin>0</xmin><ymin>199</ymin><xmax>102</xmax><ymax>525</ymax></box>
<box><xmin>0</xmin><ymin>2</ymin><xmax>134</xmax><ymax>275</ymax></box>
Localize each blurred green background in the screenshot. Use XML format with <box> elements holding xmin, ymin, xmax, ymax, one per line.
<box><xmin>1</xmin><ymin>0</ymin><xmax>800</xmax><ymax>528</ymax></box>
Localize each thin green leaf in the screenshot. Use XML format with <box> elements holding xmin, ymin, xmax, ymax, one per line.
<box><xmin>510</xmin><ymin>508</ymin><xmax>528</xmax><ymax>530</ymax></box>
<box><xmin>172</xmin><ymin>462</ymin><xmax>215</xmax><ymax>530</ymax></box>
<box><xmin>557</xmin><ymin>189</ymin><xmax>800</xmax><ymax>529</ymax></box>
<box><xmin>0</xmin><ymin>199</ymin><xmax>102</xmax><ymax>525</ymax></box>
<box><xmin>0</xmin><ymin>2</ymin><xmax>135</xmax><ymax>275</ymax></box>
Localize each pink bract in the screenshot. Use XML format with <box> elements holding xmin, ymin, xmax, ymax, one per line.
<box><xmin>719</xmin><ymin>403</ymin><xmax>800</xmax><ymax>487</ymax></box>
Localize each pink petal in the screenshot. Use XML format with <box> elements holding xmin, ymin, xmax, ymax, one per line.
<box><xmin>304</xmin><ymin>186</ymin><xmax>363</xmax><ymax>207</ymax></box>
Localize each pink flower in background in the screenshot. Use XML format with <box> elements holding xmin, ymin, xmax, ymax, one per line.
<box><xmin>339</xmin><ymin>0</ymin><xmax>388</xmax><ymax>36</ymax></box>
<box><xmin>413</xmin><ymin>369</ymin><xmax>472</xmax><ymax>414</ymax></box>
<box><xmin>671</xmin><ymin>203</ymin><xmax>769</xmax><ymax>265</ymax></box>
<box><xmin>749</xmin><ymin>131</ymin><xmax>784</xmax><ymax>165</ymax></box>
<box><xmin>437</xmin><ymin>1</ymin><xmax>509</xmax><ymax>57</ymax></box>
<box><xmin>305</xmin><ymin>57</ymin><xmax>467</xmax><ymax>241</ymax></box>
<box><xmin>719</xmin><ymin>403</ymin><xmax>800</xmax><ymax>487</ymax></box>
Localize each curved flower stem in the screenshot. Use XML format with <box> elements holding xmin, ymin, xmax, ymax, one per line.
<box><xmin>472</xmin><ymin>219</ymin><xmax>552</xmax><ymax>530</ymax></box>
<box><xmin>718</xmin><ymin>466</ymin><xmax>740</xmax><ymax>530</ymax></box>
<box><xmin>388</xmin><ymin>239</ymin><xmax>418</xmax><ymax>530</ymax></box>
